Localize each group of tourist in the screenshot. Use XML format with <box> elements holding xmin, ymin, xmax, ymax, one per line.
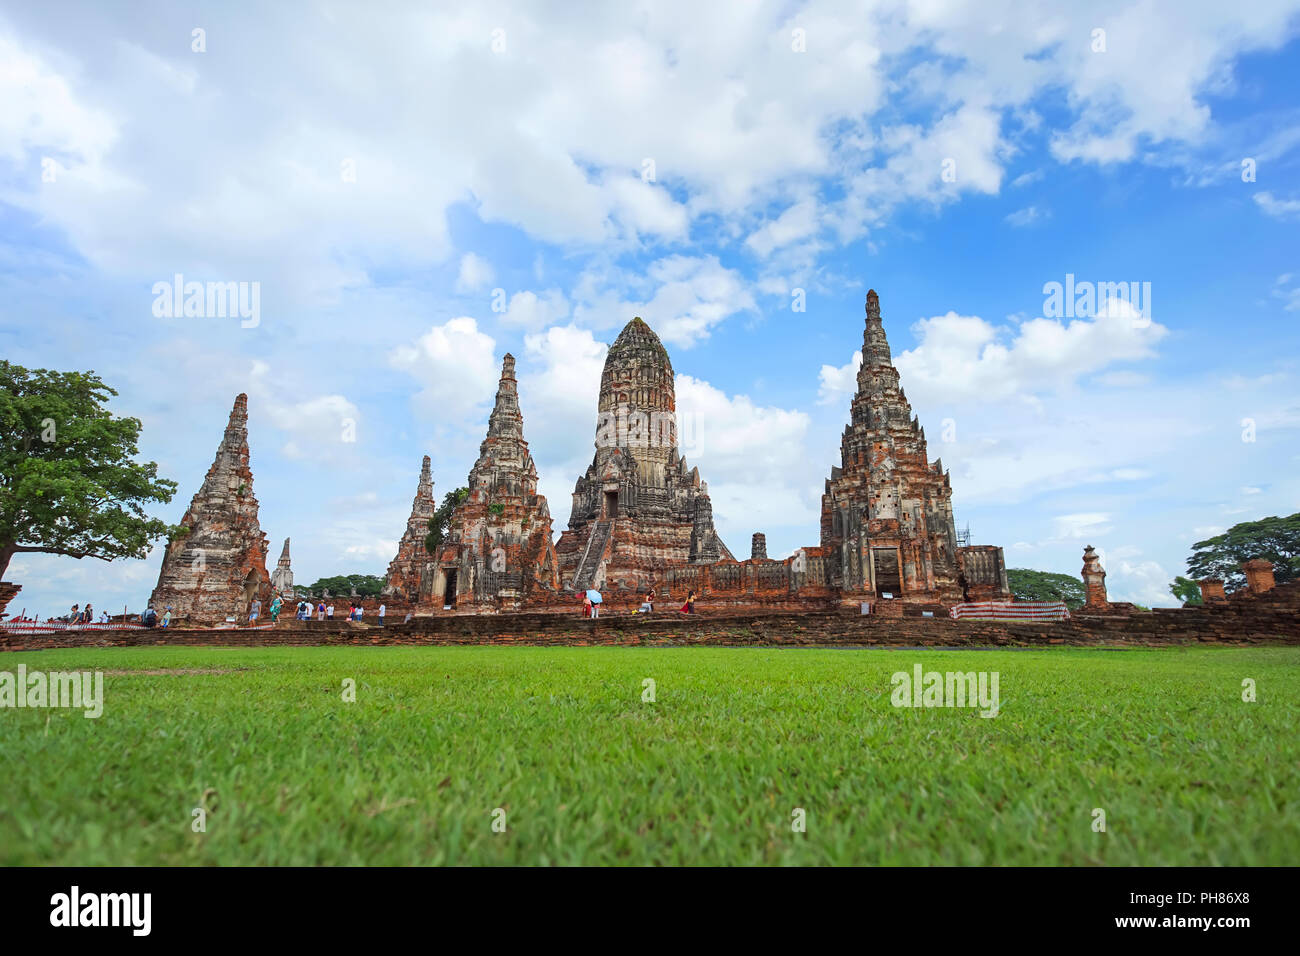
<box><xmin>580</xmin><ymin>588</ymin><xmax>696</xmax><ymax>617</ymax></box>
<box><xmin>140</xmin><ymin>605</ymin><xmax>172</xmax><ymax>628</ymax></box>
<box><xmin>259</xmin><ymin>596</ymin><xmax>387</xmax><ymax>625</ymax></box>
<box><xmin>64</xmin><ymin>602</ymin><xmax>109</xmax><ymax>624</ymax></box>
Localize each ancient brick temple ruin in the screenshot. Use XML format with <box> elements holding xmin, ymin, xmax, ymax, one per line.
<box><xmin>148</xmin><ymin>393</ymin><xmax>271</xmax><ymax>622</ymax></box>
<box><xmin>431</xmin><ymin>354</ymin><xmax>560</xmax><ymax>610</ymax></box>
<box><xmin>384</xmin><ymin>455</ymin><xmax>436</xmax><ymax>603</ymax></box>
<box><xmin>554</xmin><ymin>317</ymin><xmax>733</xmax><ymax>595</ymax></box>
<box><xmin>819</xmin><ymin>290</ymin><xmax>1007</xmax><ymax>604</ymax></box>
<box><xmin>144</xmin><ymin>290</ymin><xmax>1009</xmax><ymax>623</ymax></box>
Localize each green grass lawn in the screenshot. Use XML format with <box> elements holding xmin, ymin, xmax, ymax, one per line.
<box><xmin>2</xmin><ymin>645</ymin><xmax>1296</xmax><ymax>865</ymax></box>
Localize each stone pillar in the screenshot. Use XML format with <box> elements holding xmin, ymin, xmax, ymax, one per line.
<box><xmin>1198</xmin><ymin>579</ymin><xmax>1227</xmax><ymax>604</ymax></box>
<box><xmin>751</xmin><ymin>533</ymin><xmax>767</xmax><ymax>561</ymax></box>
<box><xmin>1241</xmin><ymin>559</ymin><xmax>1275</xmax><ymax>595</ymax></box>
<box><xmin>1081</xmin><ymin>545</ymin><xmax>1108</xmax><ymax>607</ymax></box>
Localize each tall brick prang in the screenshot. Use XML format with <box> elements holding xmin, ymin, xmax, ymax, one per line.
<box><xmin>147</xmin><ymin>394</ymin><xmax>270</xmax><ymax>623</ymax></box>
<box><xmin>555</xmin><ymin>317</ymin><xmax>733</xmax><ymax>595</ymax></box>
<box><xmin>820</xmin><ymin>290</ymin><xmax>998</xmax><ymax>604</ymax></box>
<box><xmin>433</xmin><ymin>354</ymin><xmax>560</xmax><ymax>609</ymax></box>
<box><xmin>384</xmin><ymin>455</ymin><xmax>436</xmax><ymax>602</ymax></box>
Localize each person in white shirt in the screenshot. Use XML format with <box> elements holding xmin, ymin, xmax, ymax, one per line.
<box><xmin>327</xmin><ymin>605</ymin><xmax>334</xmax><ymax>620</ymax></box>
<box><xmin>378</xmin><ymin>603</ymin><xmax>386</xmax><ymax>626</ymax></box>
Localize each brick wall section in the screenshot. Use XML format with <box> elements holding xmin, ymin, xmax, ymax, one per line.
<box><xmin>5</xmin><ymin>580</ymin><xmax>1297</xmax><ymax>651</ymax></box>
<box><xmin>0</xmin><ymin>582</ymin><xmax>21</xmax><ymax>621</ymax></box>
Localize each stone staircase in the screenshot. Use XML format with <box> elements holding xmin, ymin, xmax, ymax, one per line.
<box><xmin>571</xmin><ymin>519</ymin><xmax>614</xmax><ymax>591</ymax></box>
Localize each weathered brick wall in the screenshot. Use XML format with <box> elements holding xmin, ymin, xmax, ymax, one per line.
<box><xmin>5</xmin><ymin>580</ymin><xmax>1297</xmax><ymax>651</ymax></box>
<box><xmin>957</xmin><ymin>545</ymin><xmax>1010</xmax><ymax>601</ymax></box>
<box><xmin>0</xmin><ymin>582</ymin><xmax>21</xmax><ymax>621</ymax></box>
<box><xmin>662</xmin><ymin>554</ymin><xmax>836</xmax><ymax>607</ymax></box>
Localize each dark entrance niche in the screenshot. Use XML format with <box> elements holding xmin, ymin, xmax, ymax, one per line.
<box><xmin>872</xmin><ymin>547</ymin><xmax>901</xmax><ymax>596</ymax></box>
<box><xmin>604</xmin><ymin>491</ymin><xmax>619</xmax><ymax>520</ymax></box>
<box><xmin>443</xmin><ymin>568</ymin><xmax>458</xmax><ymax>609</ymax></box>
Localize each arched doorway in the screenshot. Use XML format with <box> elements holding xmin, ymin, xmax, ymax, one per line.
<box><xmin>241</xmin><ymin>570</ymin><xmax>261</xmax><ymax>606</ymax></box>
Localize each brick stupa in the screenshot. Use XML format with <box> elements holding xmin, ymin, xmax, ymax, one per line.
<box><xmin>820</xmin><ymin>291</ymin><xmax>1006</xmax><ymax>603</ymax></box>
<box><xmin>384</xmin><ymin>455</ymin><xmax>436</xmax><ymax>602</ymax></box>
<box><xmin>432</xmin><ymin>354</ymin><xmax>559</xmax><ymax>609</ymax></box>
<box><xmin>270</xmin><ymin>537</ymin><xmax>293</xmax><ymax>598</ymax></box>
<box><xmin>555</xmin><ymin>317</ymin><xmax>732</xmax><ymax>594</ymax></box>
<box><xmin>148</xmin><ymin>393</ymin><xmax>271</xmax><ymax>622</ymax></box>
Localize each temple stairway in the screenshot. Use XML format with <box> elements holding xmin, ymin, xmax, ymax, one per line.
<box><xmin>571</xmin><ymin>519</ymin><xmax>614</xmax><ymax>590</ymax></box>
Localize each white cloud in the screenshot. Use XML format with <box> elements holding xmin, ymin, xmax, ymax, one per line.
<box><xmin>1053</xmin><ymin>513</ymin><xmax>1113</xmax><ymax>540</ymax></box>
<box><xmin>1044</xmin><ymin>4</ymin><xmax>1298</xmax><ymax>164</ymax></box>
<box><xmin>389</xmin><ymin>316</ymin><xmax>499</xmax><ymax>422</ymax></box>
<box><xmin>1004</xmin><ymin>205</ymin><xmax>1048</xmax><ymax>227</ymax></box>
<box><xmin>891</xmin><ymin>306</ymin><xmax>1167</xmax><ymax>405</ymax></box>
<box><xmin>1253</xmin><ymin>191</ymin><xmax>1300</xmax><ymax>220</ymax></box>
<box><xmin>1272</xmin><ymin>273</ymin><xmax>1300</xmax><ymax>311</ymax></box>
<box><xmin>675</xmin><ymin>374</ymin><xmax>811</xmax><ymax>483</ymax></box>
<box><xmin>674</xmin><ymin>374</ymin><xmax>819</xmax><ymax>555</ymax></box>
<box><xmin>818</xmin><ymin>350</ymin><xmax>862</xmax><ymax>405</ymax></box>
<box><xmin>831</xmin><ymin>103</ymin><xmax>1009</xmax><ymax>242</ymax></box>
<box><xmin>519</xmin><ymin>324</ymin><xmax>609</xmax><ymax>518</ymax></box>
<box><xmin>0</xmin><ymin>32</ymin><xmax>116</xmax><ymax>165</ymax></box>
<box><xmin>1111</xmin><ymin>559</ymin><xmax>1176</xmax><ymax>608</ymax></box>
<box><xmin>502</xmin><ymin>288</ymin><xmax>570</xmax><ymax>329</ymax></box>
<box><xmin>572</xmin><ymin>254</ymin><xmax>756</xmax><ymax>348</ymax></box>
<box><xmin>1093</xmin><ymin>370</ymin><xmax>1151</xmax><ymax>387</ymax></box>
<box><xmin>5</xmin><ymin>2</ymin><xmax>1290</xmax><ymax>302</ymax></box>
<box><xmin>455</xmin><ymin>252</ymin><xmax>495</xmax><ymax>293</ymax></box>
<box><xmin>262</xmin><ymin>393</ymin><xmax>363</xmax><ymax>461</ymax></box>
<box><xmin>746</xmin><ymin>200</ymin><xmax>819</xmax><ymax>258</ymax></box>
<box><xmin>817</xmin><ymin>302</ymin><xmax>1168</xmax><ymax>410</ymax></box>
<box><xmin>604</xmin><ymin>175</ymin><xmax>690</xmax><ymax>240</ymax></box>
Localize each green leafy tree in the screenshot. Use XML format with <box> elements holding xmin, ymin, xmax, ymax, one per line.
<box><xmin>305</xmin><ymin>574</ymin><xmax>386</xmax><ymax>598</ymax></box>
<box><xmin>425</xmin><ymin>487</ymin><xmax>469</xmax><ymax>553</ymax></box>
<box><xmin>1186</xmin><ymin>513</ymin><xmax>1300</xmax><ymax>591</ymax></box>
<box><xmin>0</xmin><ymin>362</ymin><xmax>177</xmax><ymax>580</ymax></box>
<box><xmin>1168</xmin><ymin>575</ymin><xmax>1203</xmax><ymax>606</ymax></box>
<box><xmin>1005</xmin><ymin>568</ymin><xmax>1086</xmax><ymax>610</ymax></box>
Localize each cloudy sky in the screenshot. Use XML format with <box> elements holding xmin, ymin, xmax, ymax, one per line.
<box><xmin>4</xmin><ymin>0</ymin><xmax>1299</xmax><ymax>613</ymax></box>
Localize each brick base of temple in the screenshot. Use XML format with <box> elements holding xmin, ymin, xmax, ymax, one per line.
<box><xmin>5</xmin><ymin>580</ymin><xmax>1298</xmax><ymax>651</ymax></box>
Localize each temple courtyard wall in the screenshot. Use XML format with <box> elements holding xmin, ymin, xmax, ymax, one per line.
<box><xmin>6</xmin><ymin>579</ymin><xmax>1298</xmax><ymax>651</ymax></box>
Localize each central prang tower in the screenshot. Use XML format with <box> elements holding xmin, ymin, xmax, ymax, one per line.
<box><xmin>555</xmin><ymin>317</ymin><xmax>732</xmax><ymax>595</ymax></box>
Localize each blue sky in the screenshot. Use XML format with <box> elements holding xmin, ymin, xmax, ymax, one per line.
<box><xmin>2</xmin><ymin>1</ymin><xmax>1298</xmax><ymax>614</ymax></box>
